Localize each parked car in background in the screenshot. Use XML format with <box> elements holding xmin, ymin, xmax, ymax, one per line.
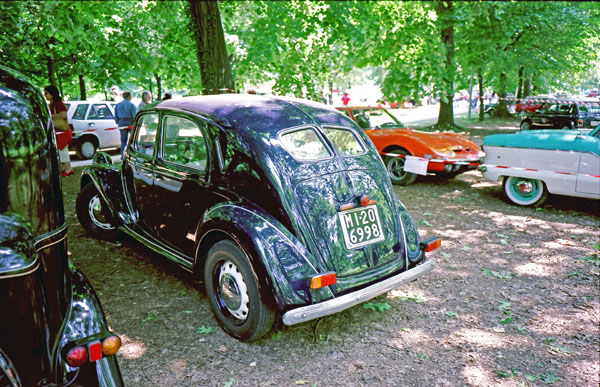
<box><xmin>519</xmin><ymin>102</ymin><xmax>592</xmax><ymax>130</ymax></box>
<box><xmin>337</xmin><ymin>106</ymin><xmax>485</xmax><ymax>185</ymax></box>
<box><xmin>0</xmin><ymin>66</ymin><xmax>122</xmax><ymax>386</ymax></box>
<box><xmin>581</xmin><ymin>104</ymin><xmax>600</xmax><ymax>128</ymax></box>
<box><xmin>515</xmin><ymin>100</ymin><xmax>542</xmax><ymax>116</ymax></box>
<box><xmin>75</xmin><ymin>95</ymin><xmax>440</xmax><ymax>341</ymax></box>
<box><xmin>64</xmin><ymin>100</ymin><xmax>119</xmax><ymax>159</ymax></box>
<box><xmin>480</xmin><ymin>127</ymin><xmax>600</xmax><ymax>206</ymax></box>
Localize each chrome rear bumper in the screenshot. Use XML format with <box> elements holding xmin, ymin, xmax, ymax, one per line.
<box><xmin>282</xmin><ymin>258</ymin><xmax>435</xmax><ymax>326</ymax></box>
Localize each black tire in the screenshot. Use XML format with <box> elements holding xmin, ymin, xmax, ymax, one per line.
<box><xmin>76</xmin><ymin>184</ymin><xmax>119</xmax><ymax>239</ymax></box>
<box><xmin>204</xmin><ymin>240</ymin><xmax>275</xmax><ymax>341</ymax></box>
<box><xmin>503</xmin><ymin>176</ymin><xmax>548</xmax><ymax>207</ymax></box>
<box><xmin>383</xmin><ymin>149</ymin><xmax>418</xmax><ymax>186</ymax></box>
<box><xmin>520</xmin><ymin>120</ymin><xmax>531</xmax><ymax>130</ymax></box>
<box><xmin>560</xmin><ymin>122</ymin><xmax>572</xmax><ymax>130</ymax></box>
<box><xmin>76</xmin><ymin>137</ymin><xmax>98</xmax><ymax>160</ymax></box>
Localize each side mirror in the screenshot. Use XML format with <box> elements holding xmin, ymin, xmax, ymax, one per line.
<box><xmin>92</xmin><ymin>152</ymin><xmax>113</xmax><ymax>165</ymax></box>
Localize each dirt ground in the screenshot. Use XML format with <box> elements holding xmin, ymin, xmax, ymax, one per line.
<box><xmin>61</xmin><ymin>116</ymin><xmax>599</xmax><ymax>386</ymax></box>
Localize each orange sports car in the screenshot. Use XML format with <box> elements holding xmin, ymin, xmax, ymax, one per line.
<box><xmin>337</xmin><ymin>106</ymin><xmax>485</xmax><ymax>185</ymax></box>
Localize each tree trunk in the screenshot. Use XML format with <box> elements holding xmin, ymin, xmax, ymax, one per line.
<box><xmin>155</xmin><ymin>73</ymin><xmax>162</xmax><ymax>100</ymax></box>
<box><xmin>188</xmin><ymin>0</ymin><xmax>234</xmax><ymax>95</ymax></box>
<box><xmin>46</xmin><ymin>56</ymin><xmax>56</xmax><ymax>87</ymax></box>
<box><xmin>435</xmin><ymin>1</ymin><xmax>455</xmax><ymax>128</ymax></box>
<box><xmin>493</xmin><ymin>72</ymin><xmax>511</xmax><ymax>117</ymax></box>
<box><xmin>516</xmin><ymin>66</ymin><xmax>524</xmax><ymax>100</ymax></box>
<box><xmin>524</xmin><ymin>78</ymin><xmax>531</xmax><ymax>98</ymax></box>
<box><xmin>478</xmin><ymin>68</ymin><xmax>484</xmax><ymax>122</ymax></box>
<box><xmin>78</xmin><ymin>74</ymin><xmax>86</xmax><ymax>100</ymax></box>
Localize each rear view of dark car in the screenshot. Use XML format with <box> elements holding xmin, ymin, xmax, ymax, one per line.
<box><xmin>0</xmin><ymin>65</ymin><xmax>122</xmax><ymax>386</ymax></box>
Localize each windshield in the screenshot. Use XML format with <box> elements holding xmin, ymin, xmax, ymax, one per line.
<box><xmin>351</xmin><ymin>109</ymin><xmax>402</xmax><ymax>129</ymax></box>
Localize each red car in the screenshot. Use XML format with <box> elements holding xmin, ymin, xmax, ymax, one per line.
<box><xmin>515</xmin><ymin>101</ymin><xmax>542</xmax><ymax>116</ymax></box>
<box><xmin>337</xmin><ymin>106</ymin><xmax>485</xmax><ymax>185</ymax></box>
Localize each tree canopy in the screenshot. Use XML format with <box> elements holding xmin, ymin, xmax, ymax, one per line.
<box><xmin>1</xmin><ymin>0</ymin><xmax>598</xmax><ymax>125</ymax></box>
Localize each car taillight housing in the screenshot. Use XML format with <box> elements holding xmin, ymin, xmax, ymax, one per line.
<box><xmin>64</xmin><ymin>334</ymin><xmax>121</xmax><ymax>368</ymax></box>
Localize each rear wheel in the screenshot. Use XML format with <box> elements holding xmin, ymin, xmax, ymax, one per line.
<box><xmin>204</xmin><ymin>240</ymin><xmax>275</xmax><ymax>342</ymax></box>
<box><xmin>503</xmin><ymin>176</ymin><xmax>548</xmax><ymax>207</ymax></box>
<box><xmin>384</xmin><ymin>149</ymin><xmax>418</xmax><ymax>186</ymax></box>
<box><xmin>76</xmin><ymin>138</ymin><xmax>98</xmax><ymax>159</ymax></box>
<box><xmin>76</xmin><ymin>184</ymin><xmax>119</xmax><ymax>239</ymax></box>
<box><xmin>520</xmin><ymin>120</ymin><xmax>531</xmax><ymax>130</ymax></box>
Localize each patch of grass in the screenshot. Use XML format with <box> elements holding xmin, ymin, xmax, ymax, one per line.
<box><xmin>445</xmin><ymin>311</ymin><xmax>458</xmax><ymax>317</ymax></box>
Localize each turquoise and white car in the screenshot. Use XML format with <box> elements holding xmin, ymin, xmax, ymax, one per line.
<box><xmin>479</xmin><ymin>127</ymin><xmax>600</xmax><ymax>206</ymax></box>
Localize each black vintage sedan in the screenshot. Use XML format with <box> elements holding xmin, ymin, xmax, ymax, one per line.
<box><xmin>76</xmin><ymin>94</ymin><xmax>440</xmax><ymax>341</ymax></box>
<box><xmin>0</xmin><ymin>66</ymin><xmax>123</xmax><ymax>386</ymax></box>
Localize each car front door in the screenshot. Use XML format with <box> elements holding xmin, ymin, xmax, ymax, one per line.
<box><xmin>532</xmin><ymin>103</ymin><xmax>558</xmax><ymax>128</ymax></box>
<box><xmin>151</xmin><ymin>113</ymin><xmax>213</xmax><ymax>258</ymax></box>
<box><xmin>576</xmin><ymin>129</ymin><xmax>600</xmax><ymax>195</ymax></box>
<box><xmin>123</xmin><ymin>112</ymin><xmax>160</xmax><ymax>235</ymax></box>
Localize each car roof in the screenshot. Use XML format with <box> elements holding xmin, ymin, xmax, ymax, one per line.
<box><xmin>150</xmin><ymin>94</ymin><xmax>354</xmax><ymax>134</ymax></box>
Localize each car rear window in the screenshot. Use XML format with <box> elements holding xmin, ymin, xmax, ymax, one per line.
<box><xmin>88</xmin><ymin>103</ymin><xmax>114</xmax><ymax>120</ymax></box>
<box><xmin>280</xmin><ymin>127</ymin><xmax>332</xmax><ymax>161</ymax></box>
<box><xmin>322</xmin><ymin>127</ymin><xmax>365</xmax><ymax>156</ymax></box>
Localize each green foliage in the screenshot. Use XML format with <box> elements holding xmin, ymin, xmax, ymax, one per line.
<box><xmin>196</xmin><ymin>325</ymin><xmax>214</xmax><ymax>334</ymax></box>
<box><xmin>481</xmin><ymin>268</ymin><xmax>515</xmax><ymax>279</ymax></box>
<box><xmin>363</xmin><ymin>301</ymin><xmax>391</xmax><ymax>312</ymax></box>
<box><xmin>142</xmin><ymin>312</ymin><xmax>157</xmax><ymax>323</ymax></box>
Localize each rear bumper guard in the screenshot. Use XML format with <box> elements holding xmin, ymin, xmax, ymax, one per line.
<box><xmin>282</xmin><ymin>258</ymin><xmax>435</xmax><ymax>326</ymax></box>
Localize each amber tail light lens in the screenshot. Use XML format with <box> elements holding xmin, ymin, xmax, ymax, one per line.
<box><xmin>102</xmin><ymin>335</ymin><xmax>122</xmax><ymax>356</ymax></box>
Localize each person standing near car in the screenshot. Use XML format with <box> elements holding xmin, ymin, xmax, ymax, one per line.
<box><xmin>138</xmin><ymin>90</ymin><xmax>152</xmax><ymax>109</ymax></box>
<box><xmin>114</xmin><ymin>91</ymin><xmax>137</xmax><ymax>156</ymax></box>
<box><xmin>44</xmin><ymin>85</ymin><xmax>74</xmax><ymax>177</ymax></box>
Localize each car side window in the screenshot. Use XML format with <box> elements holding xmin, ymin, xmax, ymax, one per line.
<box><xmin>162</xmin><ymin>115</ymin><xmax>207</xmax><ymax>170</ymax></box>
<box><xmin>323</xmin><ymin>126</ymin><xmax>366</xmax><ymax>156</ymax></box>
<box><xmin>72</xmin><ymin>104</ymin><xmax>89</xmax><ymax>120</ymax></box>
<box><xmin>87</xmin><ymin>104</ymin><xmax>114</xmax><ymax>120</ymax></box>
<box><xmin>131</xmin><ymin>113</ymin><xmax>159</xmax><ymax>156</ymax></box>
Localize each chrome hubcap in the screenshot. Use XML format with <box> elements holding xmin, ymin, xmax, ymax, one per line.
<box><xmin>516</xmin><ymin>180</ymin><xmax>533</xmax><ymax>194</ymax></box>
<box><xmin>218</xmin><ymin>261</ymin><xmax>249</xmax><ymax>320</ymax></box>
<box><xmin>88</xmin><ymin>195</ymin><xmax>114</xmax><ymax>230</ymax></box>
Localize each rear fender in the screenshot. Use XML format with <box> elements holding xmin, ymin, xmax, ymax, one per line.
<box><xmin>79</xmin><ymin>165</ymin><xmax>131</xmax><ymax>225</ymax></box>
<box><xmin>197</xmin><ymin>203</ymin><xmax>331</xmax><ymax>311</ymax></box>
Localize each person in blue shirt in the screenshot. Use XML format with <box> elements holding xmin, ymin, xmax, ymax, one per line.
<box><xmin>114</xmin><ymin>91</ymin><xmax>137</xmax><ymax>156</ymax></box>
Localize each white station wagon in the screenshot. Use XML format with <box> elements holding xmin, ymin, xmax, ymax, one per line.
<box><xmin>480</xmin><ymin>127</ymin><xmax>600</xmax><ymax>206</ymax></box>
<box><xmin>64</xmin><ymin>101</ymin><xmax>120</xmax><ymax>159</ymax></box>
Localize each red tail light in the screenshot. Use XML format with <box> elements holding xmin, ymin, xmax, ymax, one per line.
<box><xmin>309</xmin><ymin>272</ymin><xmax>337</xmax><ymax>289</ymax></box>
<box><xmin>66</xmin><ymin>347</ymin><xmax>88</xmax><ymax>368</ymax></box>
<box><xmin>423</xmin><ymin>238</ymin><xmax>442</xmax><ymax>252</ymax></box>
<box><xmin>64</xmin><ymin>334</ymin><xmax>121</xmax><ymax>368</ymax></box>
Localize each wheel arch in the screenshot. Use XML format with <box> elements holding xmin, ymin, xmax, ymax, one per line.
<box><xmin>78</xmin><ymin>165</ymin><xmax>126</xmax><ymax>225</ymax></box>
<box><xmin>76</xmin><ymin>132</ymin><xmax>100</xmax><ymax>147</ymax></box>
<box><xmin>196</xmin><ymin>205</ymin><xmax>323</xmax><ymax>311</ymax></box>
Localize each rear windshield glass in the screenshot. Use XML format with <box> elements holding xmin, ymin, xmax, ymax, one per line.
<box><xmin>323</xmin><ymin>127</ymin><xmax>365</xmax><ymax>156</ymax></box>
<box><xmin>280</xmin><ymin>128</ymin><xmax>331</xmax><ymax>161</ymax></box>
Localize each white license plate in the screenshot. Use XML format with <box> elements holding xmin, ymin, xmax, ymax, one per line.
<box><xmin>591</xmin><ymin>120</ymin><xmax>600</xmax><ymax>126</ymax></box>
<box><xmin>338</xmin><ymin>204</ymin><xmax>385</xmax><ymax>250</ymax></box>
